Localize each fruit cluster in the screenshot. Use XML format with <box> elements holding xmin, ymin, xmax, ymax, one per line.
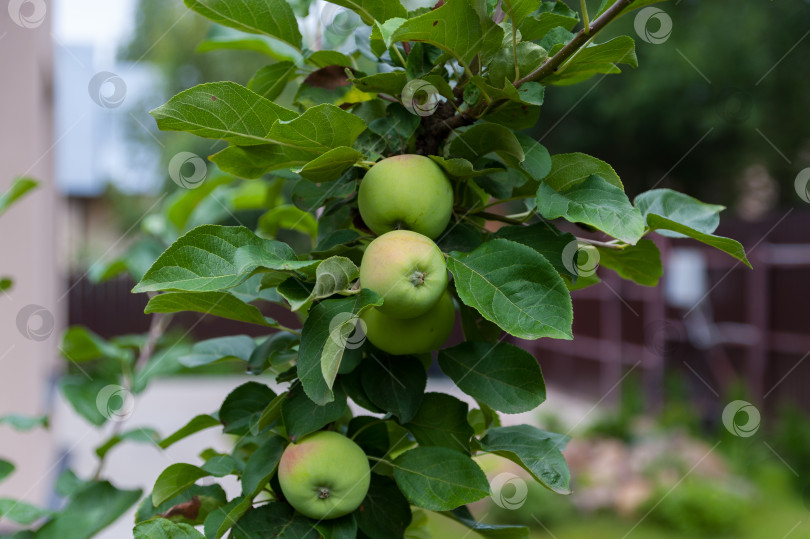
<box><xmin>357</xmin><ymin>155</ymin><xmax>456</xmax><ymax>356</ymax></box>
<box><xmin>278</xmin><ymin>154</ymin><xmax>456</xmax><ymax>520</ymax></box>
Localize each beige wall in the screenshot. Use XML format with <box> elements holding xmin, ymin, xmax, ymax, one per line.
<box><xmin>0</xmin><ymin>7</ymin><xmax>60</xmax><ymax>503</ymax></box>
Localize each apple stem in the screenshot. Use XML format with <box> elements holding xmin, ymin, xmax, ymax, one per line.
<box><xmin>318</xmin><ymin>487</ymin><xmax>331</xmax><ymax>499</ymax></box>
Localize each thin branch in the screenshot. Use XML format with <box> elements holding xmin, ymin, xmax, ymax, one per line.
<box><xmin>476</xmin><ymin>211</ymin><xmax>525</xmax><ymax>226</ymax></box>
<box><xmin>577</xmin><ymin>237</ymin><xmax>625</xmax><ymax>248</ymax></box>
<box><xmin>515</xmin><ymin>0</ymin><xmax>634</xmax><ymax>86</ymax></box>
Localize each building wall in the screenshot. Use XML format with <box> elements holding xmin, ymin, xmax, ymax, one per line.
<box><xmin>0</xmin><ymin>7</ymin><xmax>61</xmax><ymax>503</ymax></box>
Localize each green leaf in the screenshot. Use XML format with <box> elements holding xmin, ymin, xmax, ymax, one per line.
<box><xmin>0</xmin><ymin>177</ymin><xmax>37</xmax><ymax>217</ymax></box>
<box><xmin>438</xmin><ymin>341</ymin><xmax>546</xmax><ymax>413</ymax></box>
<box><xmin>0</xmin><ymin>414</ymin><xmax>48</xmax><ymax>431</ymax></box>
<box><xmin>646</xmin><ymin>214</ymin><xmax>752</xmax><ymax>268</ymax></box>
<box><xmin>501</xmin><ymin>0</ymin><xmax>540</xmax><ymax>27</ymax></box>
<box><xmin>317</xmin><ymin>515</ymin><xmax>358</xmax><ymax>539</ymax></box>
<box><xmin>184</xmin><ymin>0</ymin><xmax>302</xmax><ymax>49</ymax></box>
<box><xmin>248</xmin><ymin>62</ymin><xmax>297</xmax><ymax>100</ymax></box>
<box><xmin>230</xmin><ymin>503</ymin><xmax>319</xmax><ymax>539</ymax></box>
<box><xmin>429</xmin><ymin>156</ymin><xmax>504</xmax><ymax>179</ymax></box>
<box><xmin>179</xmin><ymin>336</ymin><xmax>257</xmax><ymax>367</ymax></box>
<box><xmin>60</xmin><ymin>326</ymin><xmax>133</xmax><ymax>363</ymax></box>
<box><xmin>136</xmin><ymin>484</ymin><xmax>227</xmax><ymax>526</ymax></box>
<box><xmin>306</xmin><ymin>50</ymin><xmax>353</xmax><ymax>68</ymax></box>
<box><xmin>150</xmin><ymin>82</ymin><xmax>297</xmax><ymax>145</ymax></box>
<box><xmin>403</xmin><ymin>393</ymin><xmax>473</xmax><ymax>453</ymax></box>
<box><xmin>349</xmin><ymin>71</ymin><xmax>407</xmax><ymax>96</ymax></box>
<box><xmin>258</xmin><ymin>204</ymin><xmax>318</xmax><ymax>243</ymax></box>
<box><xmin>482</xmin><ymin>100</ymin><xmax>541</xmax><ymax>130</ymax></box>
<box><xmin>241</xmin><ymin>435</ymin><xmax>285</xmax><ymax>496</ymax></box>
<box><xmin>495</xmin><ymin>222</ymin><xmax>578</xmax><ymax>279</ymax></box>
<box><xmin>281</xmin><ymin>382</ymin><xmax>348</xmax><ymax>440</ymax></box>
<box><xmin>449</xmin><ymin>124</ymin><xmax>525</xmax><ymax>166</ymax></box>
<box><xmin>280</xmin><ymin>256</ymin><xmax>360</xmax><ymax>312</ymax></box>
<box><xmin>519</xmin><ymin>6</ymin><xmax>579</xmax><ymax>42</ymax></box>
<box><xmin>544</xmin><ymin>152</ymin><xmax>623</xmax><ymax>191</ymax></box>
<box><xmin>146</xmin><ymin>292</ymin><xmax>275</xmax><ymax>327</ymax></box>
<box><xmin>197</xmin><ymin>28</ymin><xmax>303</xmax><ymax>63</ymax></box>
<box><xmin>479</xmin><ymin>425</ymin><xmax>571</xmax><ymax>494</ymax></box>
<box><xmin>36</xmin><ymin>481</ymin><xmax>142</xmax><ymax>538</ymax></box>
<box><xmin>152</xmin><ymin>464</ymin><xmax>211</xmax><ymax>507</ymax></box>
<box><xmin>267</xmin><ymin>104</ymin><xmax>367</xmax><ymax>152</ymax></box>
<box><xmin>203</xmin><ymin>496</ymin><xmax>252</xmax><ymax>539</ymax></box>
<box><xmin>54</xmin><ymin>469</ymin><xmax>88</xmax><ymax>498</ymax></box>
<box><xmin>95</xmin><ymin>428</ymin><xmax>160</xmax><ymax>459</ymax></box>
<box><xmin>158</xmin><ymin>414</ymin><xmax>220</xmax><ymax>449</ymax></box>
<box><xmin>598</xmin><ymin>239</ymin><xmax>663</xmax><ymax>286</ymax></box>
<box><xmin>445</xmin><ymin>506</ymin><xmax>530</xmax><ymax>538</ymax></box>
<box><xmin>297</xmin><ymin>289</ymin><xmax>382</xmax><ymax>405</ymax></box>
<box><xmin>486</xmin><ymin>42</ymin><xmax>548</xmax><ymax>89</ymax></box>
<box><xmin>248</xmin><ymin>333</ymin><xmax>299</xmax><ymax>375</ymax></box>
<box><xmin>133</xmin><ymin>225</ymin><xmax>319</xmax><ymax>293</ymax></box>
<box><xmin>634</xmin><ymin>188</ymin><xmax>725</xmax><ymax>237</ymax></box>
<box><xmin>357</xmin><ymin>475</ymin><xmax>412</xmax><ymax>539</ymax></box>
<box><xmin>297</xmin><ymin>147</ymin><xmax>365</xmax><ymax>182</ymax></box>
<box><xmin>545</xmin><ymin>36</ymin><xmax>638</xmax><ymax>86</ymax></box>
<box><xmin>0</xmin><ymin>460</ymin><xmax>14</xmax><ymax>483</ymax></box>
<box><xmin>59</xmin><ymin>376</ymin><xmax>117</xmax><ymax>426</ymax></box>
<box><xmin>361</xmin><ymin>353</ymin><xmax>426</xmax><ymax>423</ymax></box>
<box><xmin>0</xmin><ymin>498</ymin><xmax>51</xmax><ymax>525</ymax></box>
<box><xmin>255</xmin><ymin>393</ymin><xmax>286</xmax><ymax>432</ymax></box>
<box><xmin>134</xmin><ymin>519</ymin><xmax>205</xmax><ymax>539</ymax></box>
<box><xmin>220</xmin><ymin>382</ymin><xmax>276</xmax><ymax>435</ymax></box>
<box><xmin>536</xmin><ymin>175</ymin><xmax>646</xmax><ymax>244</ymax></box>
<box><xmin>291</xmin><ymin>171</ymin><xmax>357</xmax><ymax>211</ymax></box>
<box><xmin>385</xmin><ymin>0</ymin><xmax>501</xmax><ymax>65</ymax></box>
<box><xmin>447</xmin><ymin>239</ymin><xmax>573</xmax><ymax>340</ymax></box>
<box><xmin>201</xmin><ymin>455</ymin><xmax>237</xmax><ymax>477</ymax></box>
<box><xmin>329</xmin><ymin>0</ymin><xmax>406</xmax><ymax>25</ymax></box>
<box><xmin>392</xmin><ymin>447</ymin><xmax>489</xmax><ymax>511</ymax></box>
<box><xmin>211</xmin><ymin>144</ymin><xmax>316</xmax><ymax>179</ymax></box>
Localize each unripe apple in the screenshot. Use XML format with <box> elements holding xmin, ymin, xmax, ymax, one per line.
<box><xmin>361</xmin><ymin>289</ymin><xmax>455</xmax><ymax>355</ymax></box>
<box><xmin>359</xmin><ymin>230</ymin><xmax>448</xmax><ymax>319</ymax></box>
<box><xmin>358</xmin><ymin>154</ymin><xmax>453</xmax><ymax>239</ymax></box>
<box><xmin>278</xmin><ymin>430</ymin><xmax>370</xmax><ymax>520</ymax></box>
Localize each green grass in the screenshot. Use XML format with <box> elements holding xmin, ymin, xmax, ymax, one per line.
<box><xmin>426</xmin><ymin>464</ymin><xmax>810</xmax><ymax>539</ymax></box>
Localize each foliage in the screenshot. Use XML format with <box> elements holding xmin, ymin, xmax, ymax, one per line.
<box><xmin>535</xmin><ymin>0</ymin><xmax>810</xmax><ymax>206</ymax></box>
<box><xmin>4</xmin><ymin>0</ymin><xmax>752</xmax><ymax>537</ymax></box>
<box><xmin>639</xmin><ymin>478</ymin><xmax>748</xmax><ymax>536</ymax></box>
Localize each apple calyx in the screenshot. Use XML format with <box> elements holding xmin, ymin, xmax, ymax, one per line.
<box><xmin>318</xmin><ymin>487</ymin><xmax>331</xmax><ymax>499</ymax></box>
<box><xmin>409</xmin><ymin>270</ymin><xmax>427</xmax><ymax>287</ymax></box>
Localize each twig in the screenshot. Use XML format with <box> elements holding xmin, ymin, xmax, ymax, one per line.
<box><xmin>515</xmin><ymin>0</ymin><xmax>634</xmax><ymax>85</ymax></box>
<box><xmin>577</xmin><ymin>237</ymin><xmax>625</xmax><ymax>248</ymax></box>
<box><xmin>476</xmin><ymin>211</ymin><xmax>525</xmax><ymax>226</ymax></box>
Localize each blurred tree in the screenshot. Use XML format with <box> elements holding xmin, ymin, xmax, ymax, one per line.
<box><xmin>533</xmin><ymin>0</ymin><xmax>810</xmax><ymax>213</ymax></box>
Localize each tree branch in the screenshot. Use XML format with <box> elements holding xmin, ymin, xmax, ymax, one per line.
<box><xmin>515</xmin><ymin>0</ymin><xmax>634</xmax><ymax>86</ymax></box>
<box><xmin>416</xmin><ymin>0</ymin><xmax>635</xmax><ymax>156</ymax></box>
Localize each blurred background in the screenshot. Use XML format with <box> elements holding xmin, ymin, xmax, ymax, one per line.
<box><xmin>1</xmin><ymin>0</ymin><xmax>810</xmax><ymax>537</ymax></box>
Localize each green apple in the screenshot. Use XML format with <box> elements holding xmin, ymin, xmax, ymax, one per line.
<box><xmin>360</xmin><ymin>230</ymin><xmax>448</xmax><ymax>319</ymax></box>
<box><xmin>361</xmin><ymin>289</ymin><xmax>455</xmax><ymax>355</ymax></box>
<box><xmin>278</xmin><ymin>430</ymin><xmax>370</xmax><ymax>520</ymax></box>
<box><xmin>358</xmin><ymin>154</ymin><xmax>453</xmax><ymax>239</ymax></box>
